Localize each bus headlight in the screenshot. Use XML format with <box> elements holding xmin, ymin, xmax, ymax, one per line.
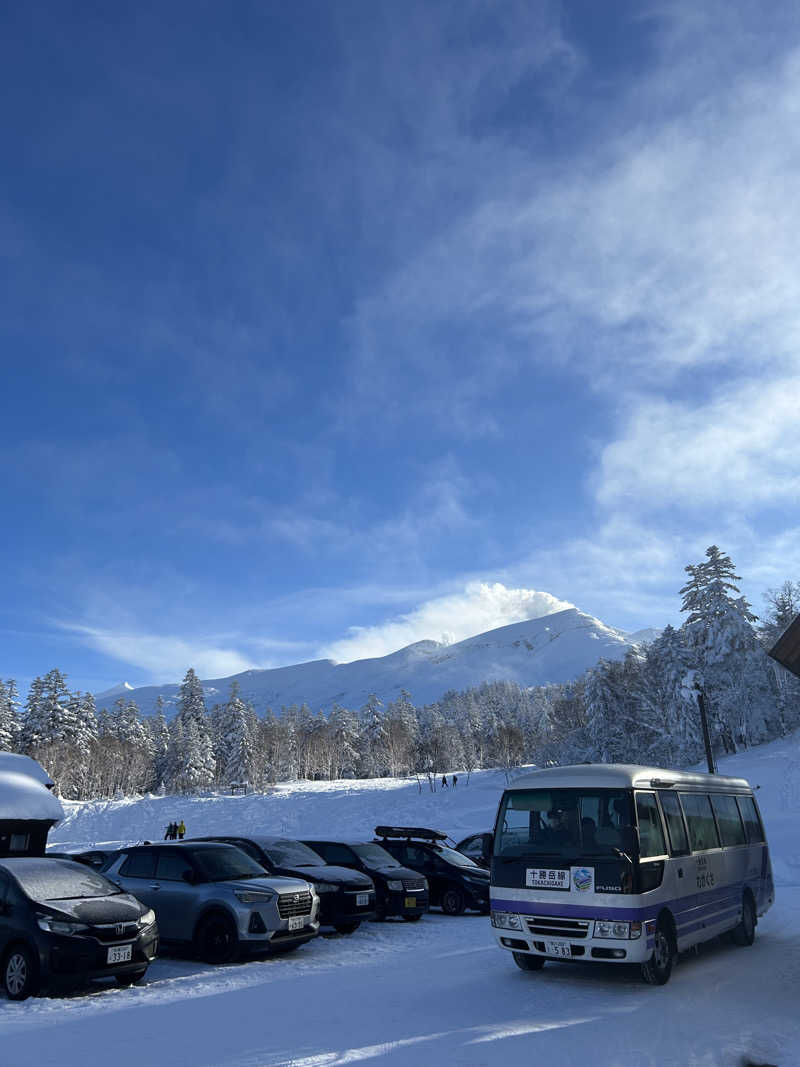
<box><xmin>594</xmin><ymin>920</ymin><xmax>634</xmax><ymax>940</ymax></box>
<box><xmin>491</xmin><ymin>911</ymin><xmax>522</xmax><ymax>931</ymax></box>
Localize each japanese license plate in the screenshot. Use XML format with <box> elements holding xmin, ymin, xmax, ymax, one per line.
<box><xmin>356</xmin><ymin>893</ymin><xmax>370</xmax><ymax>907</ymax></box>
<box><xmin>107</xmin><ymin>944</ymin><xmax>132</xmax><ymax>965</ymax></box>
<box><xmin>545</xmin><ymin>940</ymin><xmax>572</xmax><ymax>959</ymax></box>
<box><xmin>404</xmin><ymin>896</ymin><xmax>416</xmax><ymax>909</ymax></box>
<box><xmin>526</xmin><ymin>868</ymin><xmax>569</xmax><ymax>890</ymax></box>
<box><xmin>288</xmin><ymin>915</ymin><xmax>305</xmax><ymax>931</ymax></box>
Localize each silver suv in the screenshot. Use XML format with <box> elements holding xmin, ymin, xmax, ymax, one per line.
<box><xmin>103</xmin><ymin>842</ymin><xmax>319</xmax><ymax>963</ymax></box>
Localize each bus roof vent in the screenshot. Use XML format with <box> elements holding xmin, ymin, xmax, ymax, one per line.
<box><xmin>650</xmin><ymin>778</ymin><xmax>675</xmax><ymax>788</ymax></box>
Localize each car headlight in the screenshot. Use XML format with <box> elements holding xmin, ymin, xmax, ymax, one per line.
<box><xmin>37</xmin><ymin>914</ymin><xmax>89</xmax><ymax>935</ymax></box>
<box><xmin>233</xmin><ymin>889</ymin><xmax>276</xmax><ymax>903</ymax></box>
<box><xmin>422</xmin><ymin>878</ymin><xmax>428</xmax><ymax>891</ymax></box>
<box><xmin>138</xmin><ymin>909</ymin><xmax>156</xmax><ymax>929</ymax></box>
<box><xmin>491</xmin><ymin>911</ymin><xmax>522</xmax><ymax>931</ymax></box>
<box><xmin>314</xmin><ymin>881</ymin><xmax>339</xmax><ymax>893</ymax></box>
<box><xmin>387</xmin><ymin>880</ymin><xmax>404</xmax><ymax>891</ymax></box>
<box><xmin>594</xmin><ymin>920</ymin><xmax>632</xmax><ymax>939</ymax></box>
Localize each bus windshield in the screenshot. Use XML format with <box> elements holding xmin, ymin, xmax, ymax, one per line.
<box><xmin>495</xmin><ymin>788</ymin><xmax>635</xmax><ymax>859</ymax></box>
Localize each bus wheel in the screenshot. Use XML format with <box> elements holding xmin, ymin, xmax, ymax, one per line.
<box><xmin>641</xmin><ymin>918</ymin><xmax>675</xmax><ymax>985</ymax></box>
<box><xmin>731</xmin><ymin>893</ymin><xmax>756</xmax><ymax>946</ymax></box>
<box><xmin>513</xmin><ymin>951</ymin><xmax>545</xmax><ymax>971</ymax></box>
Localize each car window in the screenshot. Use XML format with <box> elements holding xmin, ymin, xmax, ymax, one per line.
<box><xmin>658</xmin><ymin>791</ymin><xmax>689</xmax><ymax>854</ymax></box>
<box><xmin>736</xmin><ymin>796</ymin><xmax>765</xmax><ymax>844</ymax></box>
<box><xmin>311</xmin><ymin>843</ymin><xmax>354</xmax><ymax>866</ymax></box>
<box><xmin>192</xmin><ymin>846</ymin><xmax>267</xmax><ymax>881</ymax></box>
<box><xmin>263</xmin><ymin>841</ymin><xmax>326</xmax><ymax>867</ymax></box>
<box><xmin>679</xmin><ymin>794</ymin><xmax>721</xmax><ymax>852</ymax></box>
<box><xmin>404</xmin><ymin>846</ymin><xmax>429</xmax><ymax>868</ymax></box>
<box><xmin>120</xmin><ymin>850</ymin><xmax>157</xmax><ymax>879</ymax></box>
<box><xmin>635</xmin><ymin>792</ymin><xmax>667</xmax><ymax>858</ymax></box>
<box><xmin>3</xmin><ymin>859</ymin><xmax>120</xmax><ymax>901</ymax></box>
<box><xmin>710</xmin><ymin>795</ymin><xmax>746</xmax><ymax>846</ymax></box>
<box><xmin>351</xmin><ymin>843</ymin><xmax>399</xmax><ymax>867</ymax></box>
<box><xmin>156</xmin><ymin>851</ymin><xmax>195</xmax><ymax>881</ymax></box>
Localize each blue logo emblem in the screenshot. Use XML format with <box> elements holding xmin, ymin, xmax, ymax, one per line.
<box><xmin>572</xmin><ymin>868</ymin><xmax>593</xmax><ymax>892</ymax></box>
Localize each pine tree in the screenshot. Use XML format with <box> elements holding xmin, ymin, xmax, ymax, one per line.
<box><xmin>680</xmin><ymin>546</ymin><xmax>780</xmax><ymax>753</ymax></box>
<box><xmin>0</xmin><ymin>680</ymin><xmax>21</xmax><ymax>751</ymax></box>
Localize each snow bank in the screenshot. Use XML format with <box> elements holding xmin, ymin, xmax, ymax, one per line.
<box><xmin>0</xmin><ymin>752</ymin><xmax>54</xmax><ymax>789</ymax></box>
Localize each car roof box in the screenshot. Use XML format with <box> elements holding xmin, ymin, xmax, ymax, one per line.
<box><xmin>374</xmin><ymin>826</ymin><xmax>448</xmax><ymax>841</ymax></box>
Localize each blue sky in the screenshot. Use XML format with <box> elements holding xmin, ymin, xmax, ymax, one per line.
<box><xmin>3</xmin><ymin>0</ymin><xmax>800</xmax><ymax>697</ymax></box>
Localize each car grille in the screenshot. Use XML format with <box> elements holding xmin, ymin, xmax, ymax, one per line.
<box><xmin>525</xmin><ymin>915</ymin><xmax>591</xmax><ymax>939</ymax></box>
<box><xmin>91</xmin><ymin>922</ymin><xmax>139</xmax><ymax>943</ymax></box>
<box><xmin>401</xmin><ymin>877</ymin><xmax>426</xmax><ymax>892</ymax></box>
<box><xmin>278</xmin><ymin>891</ymin><xmax>313</xmax><ymax>918</ymax></box>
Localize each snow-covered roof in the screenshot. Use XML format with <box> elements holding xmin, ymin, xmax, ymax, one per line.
<box><xmin>508</xmin><ymin>763</ymin><xmax>752</xmax><ymax>793</ymax></box>
<box><xmin>0</xmin><ymin>771</ymin><xmax>64</xmax><ymax>823</ymax></box>
<box><xmin>0</xmin><ymin>752</ymin><xmax>54</xmax><ymax>789</ymax></box>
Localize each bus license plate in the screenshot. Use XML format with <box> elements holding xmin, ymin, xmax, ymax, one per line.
<box><xmin>404</xmin><ymin>896</ymin><xmax>416</xmax><ymax>908</ymax></box>
<box><xmin>288</xmin><ymin>916</ymin><xmax>304</xmax><ymax>931</ymax></box>
<box><xmin>107</xmin><ymin>944</ymin><xmax>132</xmax><ymax>965</ymax></box>
<box><xmin>546</xmin><ymin>940</ymin><xmax>571</xmax><ymax>959</ymax></box>
<box><xmin>356</xmin><ymin>893</ymin><xmax>369</xmax><ymax>907</ymax></box>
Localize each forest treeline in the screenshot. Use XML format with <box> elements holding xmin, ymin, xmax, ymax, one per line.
<box><xmin>1</xmin><ymin>547</ymin><xmax>798</xmax><ymax>799</ymax></box>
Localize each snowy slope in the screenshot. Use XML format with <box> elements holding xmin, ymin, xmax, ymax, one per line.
<box><xmin>102</xmin><ymin>607</ymin><xmax>636</xmax><ymax>716</ymax></box>
<box><xmin>4</xmin><ymin>734</ymin><xmax>797</xmax><ymax>1066</ymax></box>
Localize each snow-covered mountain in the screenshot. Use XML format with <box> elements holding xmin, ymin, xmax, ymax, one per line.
<box><xmin>100</xmin><ymin>607</ymin><xmax>644</xmax><ymax>717</ymax></box>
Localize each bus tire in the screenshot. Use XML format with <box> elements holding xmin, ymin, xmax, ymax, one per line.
<box><xmin>513</xmin><ymin>951</ymin><xmax>545</xmax><ymax>971</ymax></box>
<box><xmin>641</xmin><ymin>916</ymin><xmax>676</xmax><ymax>985</ymax></box>
<box><xmin>731</xmin><ymin>892</ymin><xmax>756</xmax><ymax>947</ymax></box>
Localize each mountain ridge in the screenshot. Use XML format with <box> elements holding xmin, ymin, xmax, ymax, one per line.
<box><xmin>96</xmin><ymin>607</ymin><xmax>651</xmax><ymax>718</ymax></box>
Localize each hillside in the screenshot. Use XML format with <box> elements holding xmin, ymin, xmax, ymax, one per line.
<box><xmin>97</xmin><ymin>607</ymin><xmax>641</xmax><ymax>716</ymax></box>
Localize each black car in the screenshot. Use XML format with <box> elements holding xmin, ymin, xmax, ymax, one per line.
<box><xmin>0</xmin><ymin>857</ymin><xmax>158</xmax><ymax>999</ymax></box>
<box><xmin>195</xmin><ymin>836</ymin><xmax>376</xmax><ymax>934</ymax></box>
<box><xmin>454</xmin><ymin>832</ymin><xmax>493</xmax><ymax>869</ymax></box>
<box><xmin>302</xmin><ymin>839</ymin><xmax>428</xmax><ymax>921</ymax></box>
<box><xmin>48</xmin><ymin>849</ymin><xmax>120</xmax><ymax>871</ymax></box>
<box><xmin>374</xmin><ymin>827</ymin><xmax>490</xmax><ymax>916</ymax></box>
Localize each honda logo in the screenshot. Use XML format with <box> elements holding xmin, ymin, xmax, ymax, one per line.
<box><xmin>115</xmin><ymin>923</ymin><xmax>125</xmax><ymax>936</ymax></box>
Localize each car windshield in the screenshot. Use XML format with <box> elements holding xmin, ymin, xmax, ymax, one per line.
<box><xmin>433</xmin><ymin>845</ymin><xmax>481</xmax><ymax>868</ymax></box>
<box><xmin>495</xmin><ymin>788</ymin><xmax>635</xmax><ymax>858</ymax></box>
<box><xmin>2</xmin><ymin>859</ymin><xmax>120</xmax><ymax>901</ymax></box>
<box><xmin>264</xmin><ymin>840</ymin><xmax>326</xmax><ymax>867</ymax></box>
<box><xmin>351</xmin><ymin>843</ymin><xmax>400</xmax><ymax>867</ymax></box>
<box><xmin>191</xmin><ymin>846</ymin><xmax>267</xmax><ymax>881</ymax></box>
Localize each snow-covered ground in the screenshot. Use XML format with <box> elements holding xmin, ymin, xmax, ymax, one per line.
<box><xmin>3</xmin><ymin>738</ymin><xmax>800</xmax><ymax>1066</ymax></box>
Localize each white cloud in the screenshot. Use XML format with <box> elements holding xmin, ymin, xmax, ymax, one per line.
<box><xmin>62</xmin><ymin>624</ymin><xmax>256</xmax><ymax>682</ymax></box>
<box><xmin>596</xmin><ymin>377</ymin><xmax>800</xmax><ymax>512</ymax></box>
<box><xmin>319</xmin><ymin>582</ymin><xmax>574</xmax><ymax>663</ymax></box>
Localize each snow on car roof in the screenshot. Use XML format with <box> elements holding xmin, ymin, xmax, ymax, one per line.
<box><xmin>0</xmin><ymin>771</ymin><xmax>64</xmax><ymax>823</ymax></box>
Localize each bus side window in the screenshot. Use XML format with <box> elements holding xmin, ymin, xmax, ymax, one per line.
<box><xmin>710</xmin><ymin>794</ymin><xmax>746</xmax><ymax>846</ymax></box>
<box><xmin>635</xmin><ymin>792</ymin><xmax>667</xmax><ymax>858</ymax></box>
<box><xmin>679</xmin><ymin>793</ymin><xmax>720</xmax><ymax>852</ymax></box>
<box><xmin>736</xmin><ymin>795</ymin><xmax>765</xmax><ymax>844</ymax></box>
<box><xmin>658</xmin><ymin>791</ymin><xmax>689</xmax><ymax>855</ymax></box>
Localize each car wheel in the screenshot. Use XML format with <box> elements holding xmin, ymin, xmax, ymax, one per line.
<box><xmin>194</xmin><ymin>912</ymin><xmax>240</xmax><ymax>964</ymax></box>
<box><xmin>115</xmin><ymin>968</ymin><xmax>147</xmax><ymax>987</ymax></box>
<box><xmin>641</xmin><ymin>916</ymin><xmax>676</xmax><ymax>985</ymax></box>
<box><xmin>513</xmin><ymin>951</ymin><xmax>546</xmax><ymax>971</ymax></box>
<box><xmin>731</xmin><ymin>893</ymin><xmax>756</xmax><ymax>946</ymax></box>
<box><xmin>441</xmin><ymin>888</ymin><xmax>465</xmax><ymax>916</ymax></box>
<box><xmin>334</xmin><ymin>921</ymin><xmax>360</xmax><ymax>935</ymax></box>
<box><xmin>402</xmin><ymin>913</ymin><xmax>423</xmax><ymax>922</ymax></box>
<box><xmin>3</xmin><ymin>944</ymin><xmax>38</xmax><ymax>1000</ymax></box>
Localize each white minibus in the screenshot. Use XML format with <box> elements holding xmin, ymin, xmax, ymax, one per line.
<box><xmin>490</xmin><ymin>764</ymin><xmax>774</xmax><ymax>984</ymax></box>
